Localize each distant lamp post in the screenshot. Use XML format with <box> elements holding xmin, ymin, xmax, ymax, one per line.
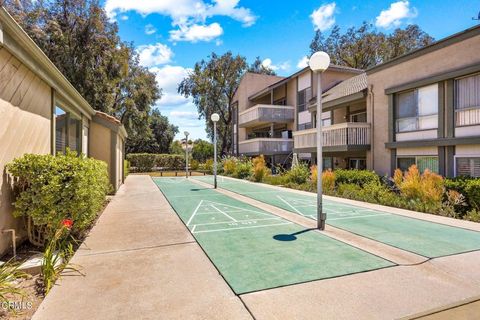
<box><xmin>211</xmin><ymin>113</ymin><xmax>220</xmax><ymax>188</ymax></box>
<box><xmin>184</xmin><ymin>131</ymin><xmax>190</xmax><ymax>178</ymax></box>
<box><xmin>309</xmin><ymin>51</ymin><xmax>330</xmax><ymax>230</ymax></box>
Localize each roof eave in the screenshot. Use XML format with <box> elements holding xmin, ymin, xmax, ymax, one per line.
<box><xmin>0</xmin><ymin>8</ymin><xmax>95</xmax><ymax>118</ymax></box>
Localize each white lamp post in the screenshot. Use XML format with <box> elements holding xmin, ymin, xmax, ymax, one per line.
<box><xmin>309</xmin><ymin>51</ymin><xmax>330</xmax><ymax>230</ymax></box>
<box><xmin>211</xmin><ymin>113</ymin><xmax>220</xmax><ymax>188</ymax></box>
<box><xmin>184</xmin><ymin>131</ymin><xmax>189</xmax><ymax>178</ymax></box>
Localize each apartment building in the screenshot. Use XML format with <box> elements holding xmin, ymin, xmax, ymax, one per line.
<box><xmin>232</xmin><ymin>66</ymin><xmax>363</xmax><ymax>166</ymax></box>
<box><xmin>234</xmin><ymin>24</ymin><xmax>480</xmax><ymax>178</ymax></box>
<box><xmin>367</xmin><ymin>24</ymin><xmax>480</xmax><ymax>177</ymax></box>
<box><xmin>0</xmin><ymin>8</ymin><xmax>127</xmax><ymax>255</ymax></box>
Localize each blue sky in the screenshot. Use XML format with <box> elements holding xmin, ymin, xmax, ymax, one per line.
<box><xmin>102</xmin><ymin>0</ymin><xmax>479</xmax><ymax>140</ymax></box>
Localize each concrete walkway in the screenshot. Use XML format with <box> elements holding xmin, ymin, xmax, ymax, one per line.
<box><xmin>32</xmin><ymin>175</ymin><xmax>480</xmax><ymax>320</ymax></box>
<box><xmin>33</xmin><ymin>175</ymin><xmax>252</xmax><ymax>320</ymax></box>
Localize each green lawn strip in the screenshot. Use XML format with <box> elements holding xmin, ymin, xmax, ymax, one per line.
<box><xmin>193</xmin><ymin>176</ymin><xmax>480</xmax><ymax>258</ymax></box>
<box><xmin>153</xmin><ymin>177</ymin><xmax>393</xmax><ymax>294</ymax></box>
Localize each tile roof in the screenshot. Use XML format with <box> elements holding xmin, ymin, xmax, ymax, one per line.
<box><xmin>95</xmin><ymin>111</ymin><xmax>122</xmax><ymax>125</ymax></box>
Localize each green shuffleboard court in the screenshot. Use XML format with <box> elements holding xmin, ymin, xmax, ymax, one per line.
<box><xmin>153</xmin><ymin>177</ymin><xmax>393</xmax><ymax>294</ymax></box>
<box><xmin>193</xmin><ymin>175</ymin><xmax>480</xmax><ymax>258</ymax></box>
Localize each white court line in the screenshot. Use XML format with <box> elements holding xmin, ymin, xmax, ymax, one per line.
<box><xmin>328</xmin><ymin>213</ymin><xmax>391</xmax><ymax>221</ymax></box>
<box><xmin>193</xmin><ymin>222</ymin><xmax>292</xmax><ymax>234</ymax></box>
<box><xmin>211</xmin><ymin>204</ymin><xmax>238</xmax><ymax>222</ymax></box>
<box><xmin>191</xmin><ymin>217</ymin><xmax>282</xmax><ymax>227</ymax></box>
<box><xmin>186</xmin><ymin>200</ymin><xmax>204</xmax><ymax>226</ymax></box>
<box><xmin>191</xmin><ymin>225</ymin><xmax>197</xmax><ymax>233</ymax></box>
<box><xmin>277</xmin><ymin>196</ymin><xmax>308</xmax><ymax>216</ymax></box>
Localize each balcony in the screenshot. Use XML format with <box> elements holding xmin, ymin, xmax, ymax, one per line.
<box><xmin>238</xmin><ymin>138</ymin><xmax>293</xmax><ymax>155</ymax></box>
<box><xmin>238</xmin><ymin>104</ymin><xmax>294</xmax><ymax>128</ymax></box>
<box><xmin>293</xmin><ymin>122</ymin><xmax>371</xmax><ymax>152</ymax></box>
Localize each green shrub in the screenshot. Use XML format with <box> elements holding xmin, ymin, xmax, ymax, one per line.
<box><xmin>223</xmin><ymin>157</ymin><xmax>237</xmax><ymax>176</ymax></box>
<box><xmin>190</xmin><ymin>159</ymin><xmax>199</xmax><ymax>170</ymax></box>
<box><xmin>464</xmin><ymin>209</ymin><xmax>480</xmax><ymax>222</ymax></box>
<box><xmin>285</xmin><ymin>164</ymin><xmax>310</xmax><ymax>184</ymax></box>
<box><xmin>234</xmin><ymin>160</ymin><xmax>253</xmax><ymax>179</ymax></box>
<box><xmin>264</xmin><ymin>174</ymin><xmax>289</xmax><ymax>186</ymax></box>
<box><xmin>252</xmin><ymin>155</ymin><xmax>268</xmax><ymax>182</ymax></box>
<box><xmin>204</xmin><ymin>159</ymin><xmax>214</xmax><ymax>174</ymax></box>
<box><xmin>126</xmin><ymin>153</ymin><xmax>156</xmax><ymax>172</ymax></box>
<box><xmin>124</xmin><ymin>160</ymin><xmax>130</xmax><ymax>179</ymax></box>
<box><xmin>445</xmin><ymin>177</ymin><xmax>480</xmax><ymax>210</ymax></box>
<box><xmin>334</xmin><ymin>169</ymin><xmax>380</xmax><ymax>186</ymax></box>
<box><xmin>126</xmin><ymin>153</ymin><xmax>185</xmax><ymax>172</ymax></box>
<box><xmin>7</xmin><ymin>151</ymin><xmax>111</xmax><ymax>240</ymax></box>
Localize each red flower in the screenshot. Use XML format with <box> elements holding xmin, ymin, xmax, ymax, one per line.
<box><xmin>61</xmin><ymin>219</ymin><xmax>73</xmax><ymax>229</ymax></box>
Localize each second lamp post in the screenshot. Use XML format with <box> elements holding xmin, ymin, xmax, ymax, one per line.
<box><xmin>211</xmin><ymin>113</ymin><xmax>220</xmax><ymax>188</ymax></box>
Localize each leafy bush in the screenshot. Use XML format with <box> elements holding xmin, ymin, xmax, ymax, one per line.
<box><xmin>464</xmin><ymin>209</ymin><xmax>480</xmax><ymax>222</ymax></box>
<box><xmin>204</xmin><ymin>159</ymin><xmax>214</xmax><ymax>174</ymax></box>
<box><xmin>310</xmin><ymin>165</ymin><xmax>318</xmax><ymax>186</ymax></box>
<box><xmin>252</xmin><ymin>155</ymin><xmax>268</xmax><ymax>182</ymax></box>
<box><xmin>223</xmin><ymin>157</ymin><xmax>237</xmax><ymax>176</ymax></box>
<box><xmin>285</xmin><ymin>164</ymin><xmax>310</xmax><ymax>184</ymax></box>
<box><xmin>393</xmin><ymin>165</ymin><xmax>444</xmax><ymax>212</ymax></box>
<box><xmin>124</xmin><ymin>160</ymin><xmax>130</xmax><ymax>179</ymax></box>
<box><xmin>7</xmin><ymin>151</ymin><xmax>111</xmax><ymax>241</ymax></box>
<box><xmin>190</xmin><ymin>159</ymin><xmax>199</xmax><ymax>170</ymax></box>
<box><xmin>126</xmin><ymin>153</ymin><xmax>185</xmax><ymax>171</ymax></box>
<box><xmin>336</xmin><ymin>183</ymin><xmax>363</xmax><ymax>200</ymax></box>
<box><xmin>264</xmin><ymin>174</ymin><xmax>289</xmax><ymax>186</ymax></box>
<box><xmin>155</xmin><ymin>154</ymin><xmax>184</xmax><ymax>170</ymax></box>
<box><xmin>234</xmin><ymin>160</ymin><xmax>253</xmax><ymax>179</ymax></box>
<box><xmin>322</xmin><ymin>170</ymin><xmax>336</xmax><ymax>194</ymax></box>
<box><xmin>126</xmin><ymin>153</ymin><xmax>156</xmax><ymax>172</ymax></box>
<box><xmin>334</xmin><ymin>169</ymin><xmax>380</xmax><ymax>186</ymax></box>
<box><xmin>445</xmin><ymin>177</ymin><xmax>480</xmax><ymax>210</ymax></box>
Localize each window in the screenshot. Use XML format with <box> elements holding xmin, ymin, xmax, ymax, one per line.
<box><xmin>397</xmin><ymin>156</ymin><xmax>439</xmax><ymax>173</ymax></box>
<box><xmin>350</xmin><ymin>111</ymin><xmax>367</xmax><ymax>123</ymax></box>
<box><xmin>297</xmin><ymin>87</ymin><xmax>312</xmax><ymax>112</ymax></box>
<box><xmin>54</xmin><ymin>106</ymin><xmax>83</xmax><ymax>155</ymax></box>
<box><xmin>55</xmin><ymin>107</ymin><xmax>67</xmax><ymax>154</ymax></box>
<box><xmin>349</xmin><ymin>158</ymin><xmax>366</xmax><ymax>170</ymax></box>
<box><xmin>455</xmin><ymin>73</ymin><xmax>480</xmax><ymax>126</ymax></box>
<box><xmin>456</xmin><ymin>157</ymin><xmax>480</xmax><ymax>177</ymax></box>
<box><xmin>312</xmin><ymin>111</ymin><xmax>331</xmax><ymax>128</ymax></box>
<box><xmin>68</xmin><ymin>115</ymin><xmax>81</xmax><ymax>152</ymax></box>
<box><xmin>455</xmin><ymin>73</ymin><xmax>480</xmax><ymax>110</ymax></box>
<box><xmin>323</xmin><ymin>157</ymin><xmax>333</xmax><ymax>170</ymax></box>
<box><xmin>395</xmin><ymin>84</ymin><xmax>438</xmax><ymax>132</ymax></box>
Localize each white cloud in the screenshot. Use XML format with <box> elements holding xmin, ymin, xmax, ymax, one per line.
<box><xmin>262</xmin><ymin>58</ymin><xmax>290</xmax><ymax>72</ymax></box>
<box><xmin>375</xmin><ymin>1</ymin><xmax>417</xmax><ymax>29</ymax></box>
<box><xmin>310</xmin><ymin>3</ymin><xmax>336</xmax><ymax>31</ymax></box>
<box><xmin>170</xmin><ymin>111</ymin><xmax>199</xmax><ymax>120</ymax></box>
<box><xmin>149</xmin><ymin>64</ymin><xmax>206</xmax><ymax>138</ymax></box>
<box><xmin>120</xmin><ymin>15</ymin><xmax>129</xmax><ymax>20</ymax></box>
<box><xmin>137</xmin><ymin>43</ymin><xmax>173</xmax><ymax>67</ymax></box>
<box><xmin>170</xmin><ymin>23</ymin><xmax>223</xmax><ymax>42</ymax></box>
<box><xmin>150</xmin><ymin>65</ymin><xmax>192</xmax><ymax>107</ymax></box>
<box><xmin>145</xmin><ymin>24</ymin><xmax>157</xmax><ymax>35</ymax></box>
<box><xmin>104</xmin><ymin>0</ymin><xmax>256</xmax><ymax>44</ymax></box>
<box><xmin>297</xmin><ymin>56</ymin><xmax>309</xmax><ymax>69</ymax></box>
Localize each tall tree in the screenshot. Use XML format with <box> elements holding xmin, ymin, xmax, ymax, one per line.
<box><xmin>178</xmin><ymin>52</ymin><xmax>247</xmax><ymax>155</ymax></box>
<box><xmin>309</xmin><ymin>22</ymin><xmax>434</xmax><ymax>69</ymax></box>
<box><xmin>191</xmin><ymin>139</ymin><xmax>214</xmax><ymax>162</ymax></box>
<box><xmin>4</xmin><ymin>0</ymin><xmax>176</xmax><ymax>153</ymax></box>
<box><xmin>248</xmin><ymin>57</ymin><xmax>276</xmax><ymax>75</ymax></box>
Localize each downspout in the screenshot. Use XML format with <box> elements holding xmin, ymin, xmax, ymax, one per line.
<box><xmin>369</xmin><ymin>85</ymin><xmax>375</xmax><ymax>171</ymax></box>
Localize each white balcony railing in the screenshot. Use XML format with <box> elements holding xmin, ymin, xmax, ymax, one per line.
<box><xmin>238</xmin><ymin>104</ymin><xmax>294</xmax><ymax>127</ymax></box>
<box><xmin>456</xmin><ymin>107</ymin><xmax>480</xmax><ymax>126</ymax></box>
<box><xmin>238</xmin><ymin>138</ymin><xmax>293</xmax><ymax>155</ymax></box>
<box><xmin>293</xmin><ymin>122</ymin><xmax>371</xmax><ymax>150</ymax></box>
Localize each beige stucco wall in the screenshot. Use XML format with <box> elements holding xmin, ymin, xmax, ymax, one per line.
<box><xmin>89</xmin><ymin>122</ymin><xmax>111</xmax><ymax>173</ymax></box>
<box><xmin>367</xmin><ymin>33</ymin><xmax>480</xmax><ymax>176</ymax></box>
<box><xmin>0</xmin><ymin>47</ymin><xmax>52</xmax><ymax>255</ymax></box>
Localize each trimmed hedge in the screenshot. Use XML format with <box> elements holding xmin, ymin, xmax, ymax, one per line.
<box><xmin>126</xmin><ymin>153</ymin><xmax>185</xmax><ymax>172</ymax></box>
<box><xmin>334</xmin><ymin>169</ymin><xmax>380</xmax><ymax>186</ymax></box>
<box><xmin>6</xmin><ymin>151</ymin><xmax>111</xmax><ymax>240</ymax></box>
